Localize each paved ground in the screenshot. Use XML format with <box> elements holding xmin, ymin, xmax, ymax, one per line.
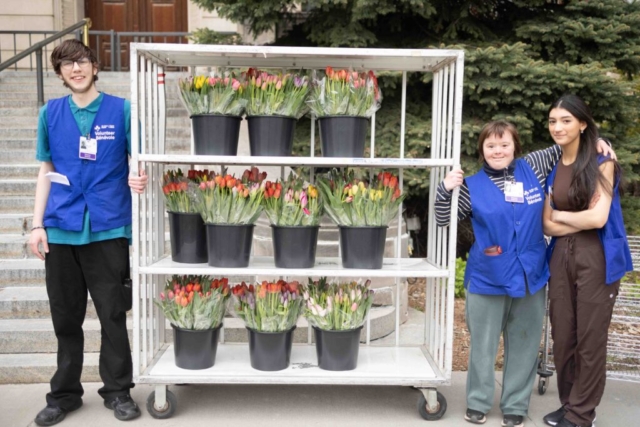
<box><xmin>2</xmin><ymin>372</ymin><xmax>638</xmax><ymax>427</ymax></box>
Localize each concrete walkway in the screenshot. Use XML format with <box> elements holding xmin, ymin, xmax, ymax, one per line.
<box><xmin>2</xmin><ymin>372</ymin><xmax>638</xmax><ymax>427</ymax></box>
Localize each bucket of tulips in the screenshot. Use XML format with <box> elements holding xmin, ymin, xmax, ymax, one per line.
<box><xmin>307</xmin><ymin>66</ymin><xmax>382</xmax><ymax>157</ymax></box>
<box><xmin>303</xmin><ymin>278</ymin><xmax>374</xmax><ymax>371</ymax></box>
<box><xmin>195</xmin><ymin>166</ymin><xmax>267</xmax><ymax>268</ymax></box>
<box><xmin>232</xmin><ymin>280</ymin><xmax>304</xmax><ymax>371</ymax></box>
<box><xmin>162</xmin><ymin>168</ymin><xmax>213</xmax><ymax>263</ymax></box>
<box><xmin>318</xmin><ymin>169</ymin><xmax>405</xmax><ymax>269</ymax></box>
<box><xmin>178</xmin><ymin>73</ymin><xmax>247</xmax><ymax>155</ymax></box>
<box><xmin>155</xmin><ymin>275</ymin><xmax>230</xmax><ymax>370</ymax></box>
<box><xmin>244</xmin><ymin>68</ymin><xmax>310</xmax><ymax>156</ymax></box>
<box><xmin>263</xmin><ymin>172</ymin><xmax>323</xmax><ymax>268</ymax></box>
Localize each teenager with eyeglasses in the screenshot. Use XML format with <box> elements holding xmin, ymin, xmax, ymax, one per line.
<box><xmin>28</xmin><ymin>39</ymin><xmax>148</xmax><ymax>426</ymax></box>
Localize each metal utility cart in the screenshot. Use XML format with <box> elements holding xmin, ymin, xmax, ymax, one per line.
<box><xmin>130</xmin><ymin>44</ymin><xmax>463</xmax><ymax>420</ymax></box>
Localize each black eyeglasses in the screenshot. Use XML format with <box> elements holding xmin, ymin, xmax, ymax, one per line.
<box><xmin>60</xmin><ymin>57</ymin><xmax>92</xmax><ymax>70</ymax></box>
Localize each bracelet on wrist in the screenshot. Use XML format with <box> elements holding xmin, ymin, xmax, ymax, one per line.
<box><xmin>31</xmin><ymin>226</ymin><xmax>45</xmax><ymax>231</ymax></box>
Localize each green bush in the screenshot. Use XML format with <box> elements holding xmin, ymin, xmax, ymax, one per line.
<box><xmin>455</xmin><ymin>256</ymin><xmax>467</xmax><ymax>299</ymax></box>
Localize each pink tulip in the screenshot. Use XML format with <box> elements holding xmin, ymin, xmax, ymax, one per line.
<box><xmin>199</xmin><ymin>182</ymin><xmax>206</xmax><ymax>190</ymax></box>
<box><xmin>261</xmin><ymin>82</ymin><xmax>268</xmax><ymax>91</ymax></box>
<box><xmin>160</xmin><ymin>292</ymin><xmax>165</xmax><ymax>301</ymax></box>
<box><xmin>232</xmin><ymin>79</ymin><xmax>241</xmax><ymax>91</ymax></box>
<box><xmin>275</xmin><ymin>80</ymin><xmax>282</xmax><ymax>90</ymax></box>
<box><xmin>351</xmin><ymin>302</ymin><xmax>358</xmax><ymax>312</ymax></box>
<box><xmin>256</xmin><ymin>77</ymin><xmax>262</xmax><ymax>87</ymax></box>
<box><xmin>168</xmin><ymin>290</ymin><xmax>174</xmax><ymax>299</ymax></box>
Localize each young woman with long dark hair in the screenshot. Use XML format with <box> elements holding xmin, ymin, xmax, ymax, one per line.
<box><xmin>542</xmin><ymin>94</ymin><xmax>633</xmax><ymax>427</ymax></box>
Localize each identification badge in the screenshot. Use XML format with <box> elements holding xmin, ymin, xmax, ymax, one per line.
<box><xmin>505</xmin><ymin>181</ymin><xmax>524</xmax><ymax>203</ymax></box>
<box><xmin>79</xmin><ymin>135</ymin><xmax>97</xmax><ymax>160</ymax></box>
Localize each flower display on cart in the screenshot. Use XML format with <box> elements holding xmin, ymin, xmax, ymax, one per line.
<box><xmin>262</xmin><ymin>172</ymin><xmax>323</xmax><ymax>226</ymax></box>
<box><xmin>231</xmin><ymin>280</ymin><xmax>304</xmax><ymax>332</ymax></box>
<box><xmin>161</xmin><ymin>168</ymin><xmax>213</xmax><ymax>213</ymax></box>
<box><xmin>307</xmin><ymin>67</ymin><xmax>382</xmax><ymax>117</ymax></box>
<box><xmin>303</xmin><ymin>277</ymin><xmax>374</xmax><ymax>331</ymax></box>
<box><xmin>244</xmin><ymin>68</ymin><xmax>310</xmax><ymax>118</ymax></box>
<box><xmin>195</xmin><ymin>166</ymin><xmax>267</xmax><ymax>224</ymax></box>
<box><xmin>154</xmin><ymin>275</ymin><xmax>230</xmax><ymax>330</ymax></box>
<box><xmin>177</xmin><ymin>73</ymin><xmax>247</xmax><ymax>116</ymax></box>
<box><xmin>317</xmin><ymin>169</ymin><xmax>406</xmax><ymax>226</ymax></box>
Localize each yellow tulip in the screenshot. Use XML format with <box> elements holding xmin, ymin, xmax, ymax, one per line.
<box><xmin>194</xmin><ymin>76</ymin><xmax>206</xmax><ymax>90</ymax></box>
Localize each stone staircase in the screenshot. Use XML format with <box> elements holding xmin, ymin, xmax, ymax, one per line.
<box><xmin>0</xmin><ymin>71</ymin><xmax>407</xmax><ymax>384</ymax></box>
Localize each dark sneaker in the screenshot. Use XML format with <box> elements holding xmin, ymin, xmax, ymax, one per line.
<box><xmin>556</xmin><ymin>418</ymin><xmax>595</xmax><ymax>427</ymax></box>
<box><xmin>502</xmin><ymin>414</ymin><xmax>524</xmax><ymax>427</ymax></box>
<box><xmin>465</xmin><ymin>408</ymin><xmax>487</xmax><ymax>424</ymax></box>
<box><xmin>104</xmin><ymin>394</ymin><xmax>141</xmax><ymax>421</ymax></box>
<box><xmin>35</xmin><ymin>401</ymin><xmax>82</xmax><ymax>426</ymax></box>
<box><xmin>544</xmin><ymin>407</ymin><xmax>567</xmax><ymax>426</ymax></box>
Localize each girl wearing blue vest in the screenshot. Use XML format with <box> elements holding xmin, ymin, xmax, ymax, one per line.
<box><xmin>28</xmin><ymin>40</ymin><xmax>147</xmax><ymax>426</ymax></box>
<box><xmin>542</xmin><ymin>95</ymin><xmax>632</xmax><ymax>427</ymax></box>
<box><xmin>435</xmin><ymin>121</ymin><xmax>613</xmax><ymax>427</ymax></box>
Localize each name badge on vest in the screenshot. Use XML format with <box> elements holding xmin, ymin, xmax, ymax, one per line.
<box><xmin>505</xmin><ymin>181</ymin><xmax>524</xmax><ymax>203</ymax></box>
<box><xmin>79</xmin><ymin>135</ymin><xmax>97</xmax><ymax>160</ymax></box>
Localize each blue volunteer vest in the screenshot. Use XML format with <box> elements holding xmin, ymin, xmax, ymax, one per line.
<box><xmin>546</xmin><ymin>155</ymin><xmax>633</xmax><ymax>284</ymax></box>
<box><xmin>464</xmin><ymin>159</ymin><xmax>549</xmax><ymax>297</ymax></box>
<box><xmin>43</xmin><ymin>94</ymin><xmax>131</xmax><ymax>232</ymax></box>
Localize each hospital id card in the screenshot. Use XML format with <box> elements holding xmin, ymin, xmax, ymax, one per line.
<box><xmin>505</xmin><ymin>181</ymin><xmax>524</xmax><ymax>203</ymax></box>
<box><xmin>79</xmin><ymin>136</ymin><xmax>97</xmax><ymax>160</ymax></box>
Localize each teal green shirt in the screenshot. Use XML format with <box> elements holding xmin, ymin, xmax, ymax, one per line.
<box><xmin>36</xmin><ymin>93</ymin><xmax>132</xmax><ymax>245</ymax></box>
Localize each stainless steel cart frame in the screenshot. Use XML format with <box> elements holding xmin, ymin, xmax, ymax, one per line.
<box><xmin>129</xmin><ymin>44</ymin><xmax>464</xmax><ymax>420</ymax></box>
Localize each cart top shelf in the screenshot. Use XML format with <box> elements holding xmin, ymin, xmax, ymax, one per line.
<box><xmin>131</xmin><ymin>44</ymin><xmax>464</xmax><ymax>72</ymax></box>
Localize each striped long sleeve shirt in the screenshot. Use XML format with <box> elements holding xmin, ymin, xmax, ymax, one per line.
<box><xmin>435</xmin><ymin>145</ymin><xmax>563</xmax><ymax>227</ymax></box>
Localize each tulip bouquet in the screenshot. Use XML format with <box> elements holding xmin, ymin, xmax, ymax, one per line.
<box><xmin>195</xmin><ymin>166</ymin><xmax>267</xmax><ymax>224</ymax></box>
<box><xmin>178</xmin><ymin>73</ymin><xmax>247</xmax><ymax>116</ymax></box>
<box><xmin>307</xmin><ymin>67</ymin><xmax>382</xmax><ymax>117</ymax></box>
<box><xmin>263</xmin><ymin>172</ymin><xmax>323</xmax><ymax>226</ymax></box>
<box><xmin>155</xmin><ymin>275</ymin><xmax>230</xmax><ymax>330</ymax></box>
<box><xmin>303</xmin><ymin>277</ymin><xmax>374</xmax><ymax>330</ymax></box>
<box><xmin>317</xmin><ymin>169</ymin><xmax>405</xmax><ymax>226</ymax></box>
<box><xmin>232</xmin><ymin>280</ymin><xmax>304</xmax><ymax>332</ymax></box>
<box><xmin>162</xmin><ymin>168</ymin><xmax>214</xmax><ymax>213</ymax></box>
<box><xmin>244</xmin><ymin>68</ymin><xmax>310</xmax><ymax>118</ymax></box>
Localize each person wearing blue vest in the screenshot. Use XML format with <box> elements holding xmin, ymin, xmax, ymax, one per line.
<box><xmin>435</xmin><ymin>121</ymin><xmax>613</xmax><ymax>427</ymax></box>
<box><xmin>542</xmin><ymin>95</ymin><xmax>632</xmax><ymax>427</ymax></box>
<box><xmin>27</xmin><ymin>40</ymin><xmax>148</xmax><ymax>426</ymax></box>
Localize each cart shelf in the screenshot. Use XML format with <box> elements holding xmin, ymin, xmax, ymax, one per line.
<box><xmin>137</xmin><ymin>154</ymin><xmax>454</xmax><ymax>168</ymax></box>
<box><xmin>140</xmin><ymin>256</ymin><xmax>449</xmax><ymax>278</ymax></box>
<box><xmin>141</xmin><ymin>344</ymin><xmax>446</xmax><ymax>387</ymax></box>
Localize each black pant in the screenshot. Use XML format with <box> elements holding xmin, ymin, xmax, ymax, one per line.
<box><xmin>45</xmin><ymin>238</ymin><xmax>133</xmax><ymax>409</ymax></box>
<box><xmin>549</xmin><ymin>230</ymin><xmax>619</xmax><ymax>426</ymax></box>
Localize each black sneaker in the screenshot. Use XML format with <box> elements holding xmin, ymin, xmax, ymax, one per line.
<box><xmin>544</xmin><ymin>407</ymin><xmax>567</xmax><ymax>426</ymax></box>
<box><xmin>104</xmin><ymin>394</ymin><xmax>141</xmax><ymax>421</ymax></box>
<box><xmin>502</xmin><ymin>414</ymin><xmax>524</xmax><ymax>427</ymax></box>
<box><xmin>35</xmin><ymin>401</ymin><xmax>82</xmax><ymax>426</ymax></box>
<box><xmin>556</xmin><ymin>417</ymin><xmax>595</xmax><ymax>427</ymax></box>
<box><xmin>465</xmin><ymin>408</ymin><xmax>487</xmax><ymax>424</ymax></box>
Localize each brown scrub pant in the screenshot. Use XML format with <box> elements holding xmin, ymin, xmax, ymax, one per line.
<box><xmin>548</xmin><ymin>230</ymin><xmax>619</xmax><ymax>427</ymax></box>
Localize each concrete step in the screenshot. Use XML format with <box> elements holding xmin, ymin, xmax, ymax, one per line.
<box><xmin>0</xmin><ymin>139</ymin><xmax>38</xmax><ymax>151</ymax></box>
<box><xmin>0</xmin><ymin>234</ymin><xmax>30</xmax><ymax>258</ymax></box>
<box><xmin>0</xmin><ymin>259</ymin><xmax>45</xmax><ymax>286</ymax></box>
<box><xmin>0</xmin><ymin>164</ymin><xmax>39</xmax><ymax>179</ymax></box>
<box><xmin>0</xmin><ymin>286</ymin><xmax>98</xmax><ymax>319</ymax></box>
<box><xmin>0</xmin><ymin>107</ymin><xmax>39</xmax><ymax>116</ymax></box>
<box><xmin>0</xmin><ymin>128</ymin><xmax>36</xmax><ymax>139</ymax></box>
<box><xmin>0</xmin><ymin>179</ymin><xmax>36</xmax><ymax>196</ymax></box>
<box><xmin>0</xmin><ymin>213</ymin><xmax>32</xmax><ymax>234</ymax></box>
<box><xmin>2</xmin><ymin>150</ymin><xmax>37</xmax><ymax>163</ymax></box>
<box><xmin>0</xmin><ymin>196</ymin><xmax>34</xmax><ymax>214</ymax></box>
<box><xmin>0</xmin><ymin>352</ymin><xmax>100</xmax><ymax>383</ymax></box>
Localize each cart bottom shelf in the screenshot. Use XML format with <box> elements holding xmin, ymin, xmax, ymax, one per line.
<box><xmin>140</xmin><ymin>344</ymin><xmax>445</xmax><ymax>386</ymax></box>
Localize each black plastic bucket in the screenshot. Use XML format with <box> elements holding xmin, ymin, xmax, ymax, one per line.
<box><xmin>318</xmin><ymin>116</ymin><xmax>369</xmax><ymax>157</ymax></box>
<box><xmin>339</xmin><ymin>226</ymin><xmax>387</xmax><ymax>269</ymax></box>
<box><xmin>247</xmin><ymin>116</ymin><xmax>296</xmax><ymax>156</ymax></box>
<box><xmin>172</xmin><ymin>324</ymin><xmax>221</xmax><ymax>370</ymax></box>
<box><xmin>271</xmin><ymin>225</ymin><xmax>319</xmax><ymax>268</ymax></box>
<box><xmin>247</xmin><ymin>326</ymin><xmax>296</xmax><ymax>371</ymax></box>
<box><xmin>167</xmin><ymin>212</ymin><xmax>207</xmax><ymax>264</ymax></box>
<box><xmin>191</xmin><ymin>114</ymin><xmax>242</xmax><ymax>155</ymax></box>
<box><xmin>314</xmin><ymin>326</ymin><xmax>363</xmax><ymax>371</ymax></box>
<box><xmin>205</xmin><ymin>224</ymin><xmax>254</xmax><ymax>268</ymax></box>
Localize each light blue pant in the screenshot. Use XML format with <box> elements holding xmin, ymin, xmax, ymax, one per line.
<box><xmin>465</xmin><ymin>289</ymin><xmax>546</xmax><ymax>416</ymax></box>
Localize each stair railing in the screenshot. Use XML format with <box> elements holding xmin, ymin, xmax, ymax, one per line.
<box><xmin>0</xmin><ymin>19</ymin><xmax>92</xmax><ymax>107</ymax></box>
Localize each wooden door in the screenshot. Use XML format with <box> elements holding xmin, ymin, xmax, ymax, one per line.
<box><xmin>85</xmin><ymin>0</ymin><xmax>188</xmax><ymax>71</ymax></box>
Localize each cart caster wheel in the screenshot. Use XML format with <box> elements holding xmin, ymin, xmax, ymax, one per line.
<box><xmin>538</xmin><ymin>378</ymin><xmax>547</xmax><ymax>395</ymax></box>
<box><xmin>417</xmin><ymin>391</ymin><xmax>447</xmax><ymax>421</ymax></box>
<box><xmin>146</xmin><ymin>390</ymin><xmax>177</xmax><ymax>419</ymax></box>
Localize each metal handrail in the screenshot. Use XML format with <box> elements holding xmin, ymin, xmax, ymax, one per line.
<box><xmin>0</xmin><ymin>19</ymin><xmax>91</xmax><ymax>106</ymax></box>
